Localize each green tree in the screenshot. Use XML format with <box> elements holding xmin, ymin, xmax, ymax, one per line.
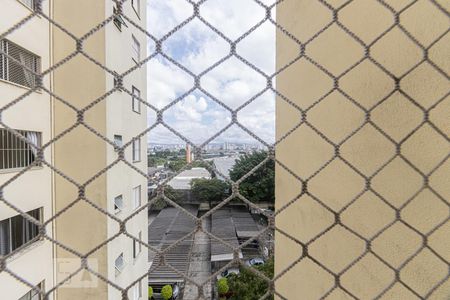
<box><xmin>161</xmin><ymin>285</ymin><xmax>173</xmax><ymax>300</ymax></box>
<box><xmin>150</xmin><ymin>186</ymin><xmax>184</xmax><ymax>210</ymax></box>
<box><xmin>148</xmin><ymin>286</ymin><xmax>153</xmax><ymax>299</ymax></box>
<box><xmin>217</xmin><ymin>278</ymin><xmax>229</xmax><ymax>296</ymax></box>
<box><xmin>148</xmin><ymin>155</ymin><xmax>166</xmax><ymax>167</ymax></box>
<box><xmin>228</xmin><ymin>259</ymin><xmax>274</xmax><ymax>300</ymax></box>
<box><xmin>167</xmin><ymin>158</ymin><xmax>186</xmax><ymax>172</ymax></box>
<box><xmin>191</xmin><ymin>178</ymin><xmax>230</xmax><ymax>206</ymax></box>
<box><xmin>229</xmin><ymin>151</ymin><xmax>274</xmax><ymax>203</ymax></box>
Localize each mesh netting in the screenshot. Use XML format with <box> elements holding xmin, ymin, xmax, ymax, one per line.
<box><xmin>0</xmin><ymin>0</ymin><xmax>449</xmax><ymax>299</ymax></box>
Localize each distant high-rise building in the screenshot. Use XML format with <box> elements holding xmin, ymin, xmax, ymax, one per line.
<box><xmin>186</xmin><ymin>144</ymin><xmax>192</xmax><ymax>163</ymax></box>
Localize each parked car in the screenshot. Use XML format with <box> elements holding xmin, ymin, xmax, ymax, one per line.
<box><xmin>172</xmin><ymin>284</ymin><xmax>180</xmax><ymax>299</ymax></box>
<box><xmin>217</xmin><ymin>268</ymin><xmax>240</xmax><ymax>280</ymax></box>
<box><xmin>246</xmin><ymin>257</ymin><xmax>265</xmax><ymax>267</ymax></box>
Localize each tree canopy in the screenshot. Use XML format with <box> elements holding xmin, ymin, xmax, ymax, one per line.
<box><xmin>161</xmin><ymin>285</ymin><xmax>172</xmax><ymax>300</ymax></box>
<box><xmin>229</xmin><ymin>151</ymin><xmax>274</xmax><ymax>203</ymax></box>
<box><xmin>191</xmin><ymin>178</ymin><xmax>230</xmax><ymax>205</ymax></box>
<box><xmin>217</xmin><ymin>277</ymin><xmax>230</xmax><ymax>295</ymax></box>
<box><xmin>228</xmin><ymin>259</ymin><xmax>274</xmax><ymax>300</ymax></box>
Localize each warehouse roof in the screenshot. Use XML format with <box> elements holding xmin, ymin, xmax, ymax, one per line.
<box><xmin>167</xmin><ymin>167</ymin><xmax>211</xmax><ymax>190</ymax></box>
<box><xmin>148</xmin><ymin>205</ymin><xmax>198</xmax><ymax>283</ymax></box>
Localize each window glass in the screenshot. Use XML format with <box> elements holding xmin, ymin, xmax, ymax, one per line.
<box><xmin>132</xmin><ymin>0</ymin><xmax>140</xmax><ymax>17</ymax></box>
<box><xmin>132</xmin><ymin>86</ymin><xmax>141</xmax><ymax>113</ymax></box>
<box><xmin>115</xmin><ymin>253</ymin><xmax>124</xmax><ymax>274</ymax></box>
<box><xmin>1</xmin><ymin>39</ymin><xmax>40</xmax><ymax>88</ymax></box>
<box><xmin>0</xmin><ymin>218</ymin><xmax>10</xmax><ymax>256</ymax></box>
<box><xmin>0</xmin><ymin>129</ymin><xmax>41</xmax><ymax>170</ymax></box>
<box><xmin>133</xmin><ymin>186</ymin><xmax>141</xmax><ymax>209</ymax></box>
<box><xmin>132</xmin><ymin>35</ymin><xmax>140</xmax><ymax>62</ymax></box>
<box><xmin>132</xmin><ymin>138</ymin><xmax>141</xmax><ymax>162</ymax></box>
<box><xmin>20</xmin><ymin>0</ymin><xmax>36</xmax><ymax>10</ymax></box>
<box><xmin>114</xmin><ymin>195</ymin><xmax>123</xmax><ymax>213</ymax></box>
<box><xmin>114</xmin><ymin>135</ymin><xmax>122</xmax><ymax>147</ymax></box>
<box><xmin>0</xmin><ymin>208</ymin><xmax>41</xmax><ymax>255</ymax></box>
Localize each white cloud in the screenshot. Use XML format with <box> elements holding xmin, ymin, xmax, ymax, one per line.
<box><xmin>147</xmin><ymin>57</ymin><xmax>194</xmax><ymax>109</ymax></box>
<box><xmin>146</xmin><ymin>0</ymin><xmax>276</xmax><ymax>145</ymax></box>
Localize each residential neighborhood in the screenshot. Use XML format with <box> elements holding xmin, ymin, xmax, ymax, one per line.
<box><xmin>146</xmin><ymin>146</ymin><xmax>275</xmax><ymax>299</ymax></box>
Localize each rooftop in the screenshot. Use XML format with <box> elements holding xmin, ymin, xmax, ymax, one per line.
<box><xmin>167</xmin><ymin>167</ymin><xmax>211</xmax><ymax>190</ymax></box>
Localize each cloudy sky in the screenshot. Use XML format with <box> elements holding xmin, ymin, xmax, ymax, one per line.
<box><xmin>146</xmin><ymin>0</ymin><xmax>276</xmax><ymax>146</ymax></box>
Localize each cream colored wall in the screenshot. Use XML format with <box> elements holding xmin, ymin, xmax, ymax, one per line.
<box><xmin>104</xmin><ymin>1</ymin><xmax>149</xmax><ymax>299</ymax></box>
<box><xmin>52</xmin><ymin>1</ymin><xmax>149</xmax><ymax>299</ymax></box>
<box><xmin>0</xmin><ymin>1</ymin><xmax>54</xmax><ymax>299</ymax></box>
<box><xmin>275</xmin><ymin>1</ymin><xmax>449</xmax><ymax>299</ymax></box>
<box><xmin>52</xmin><ymin>0</ymin><xmax>108</xmax><ymax>299</ymax></box>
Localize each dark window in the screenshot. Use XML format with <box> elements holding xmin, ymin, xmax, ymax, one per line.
<box><xmin>19</xmin><ymin>0</ymin><xmax>37</xmax><ymax>11</ymax></box>
<box><xmin>0</xmin><ymin>129</ymin><xmax>41</xmax><ymax>170</ymax></box>
<box><xmin>114</xmin><ymin>135</ymin><xmax>123</xmax><ymax>147</ymax></box>
<box><xmin>0</xmin><ymin>39</ymin><xmax>40</xmax><ymax>88</ymax></box>
<box><xmin>0</xmin><ymin>208</ymin><xmax>42</xmax><ymax>256</ymax></box>
<box><xmin>113</xmin><ymin>5</ymin><xmax>127</xmax><ymax>31</ymax></box>
<box><xmin>18</xmin><ymin>281</ymin><xmax>44</xmax><ymax>300</ymax></box>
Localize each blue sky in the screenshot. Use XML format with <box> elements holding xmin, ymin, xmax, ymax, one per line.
<box><xmin>146</xmin><ymin>0</ymin><xmax>276</xmax><ymax>145</ymax></box>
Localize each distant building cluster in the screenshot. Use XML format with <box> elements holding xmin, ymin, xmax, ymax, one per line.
<box><xmin>148</xmin><ymin>142</ymin><xmax>265</xmax><ymax>154</ymax></box>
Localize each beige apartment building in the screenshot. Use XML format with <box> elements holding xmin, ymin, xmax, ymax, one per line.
<box><xmin>1</xmin><ymin>0</ymin><xmax>149</xmax><ymax>299</ymax></box>
<box><xmin>0</xmin><ymin>0</ymin><xmax>54</xmax><ymax>299</ymax></box>
<box><xmin>276</xmin><ymin>1</ymin><xmax>449</xmax><ymax>299</ymax></box>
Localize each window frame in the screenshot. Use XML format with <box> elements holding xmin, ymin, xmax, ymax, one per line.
<box><xmin>18</xmin><ymin>281</ymin><xmax>44</xmax><ymax>300</ymax></box>
<box><xmin>0</xmin><ymin>39</ymin><xmax>41</xmax><ymax>89</ymax></box>
<box><xmin>132</xmin><ymin>86</ymin><xmax>141</xmax><ymax>114</ymax></box>
<box><xmin>132</xmin><ymin>185</ymin><xmax>141</xmax><ymax>210</ymax></box>
<box><xmin>113</xmin><ymin>5</ymin><xmax>127</xmax><ymax>31</ymax></box>
<box><xmin>131</xmin><ymin>35</ymin><xmax>140</xmax><ymax>63</ymax></box>
<box><xmin>131</xmin><ymin>280</ymin><xmax>141</xmax><ymax>300</ymax></box>
<box><xmin>0</xmin><ymin>129</ymin><xmax>42</xmax><ymax>171</ymax></box>
<box><xmin>114</xmin><ymin>134</ymin><xmax>123</xmax><ymax>148</ymax></box>
<box><xmin>113</xmin><ymin>195</ymin><xmax>124</xmax><ymax>214</ymax></box>
<box><xmin>131</xmin><ymin>0</ymin><xmax>140</xmax><ymax>18</ymax></box>
<box><xmin>132</xmin><ymin>138</ymin><xmax>141</xmax><ymax>162</ymax></box>
<box><xmin>114</xmin><ymin>253</ymin><xmax>125</xmax><ymax>276</ymax></box>
<box><xmin>0</xmin><ymin>207</ymin><xmax>43</xmax><ymax>256</ymax></box>
<box><xmin>133</xmin><ymin>231</ymin><xmax>142</xmax><ymax>259</ymax></box>
<box><xmin>18</xmin><ymin>0</ymin><xmax>37</xmax><ymax>12</ymax></box>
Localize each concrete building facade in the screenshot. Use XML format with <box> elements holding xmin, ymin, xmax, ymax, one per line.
<box><xmin>0</xmin><ymin>1</ymin><xmax>54</xmax><ymax>299</ymax></box>
<box><xmin>52</xmin><ymin>0</ymin><xmax>149</xmax><ymax>299</ymax></box>
<box><xmin>1</xmin><ymin>0</ymin><xmax>149</xmax><ymax>299</ymax></box>
<box><xmin>275</xmin><ymin>1</ymin><xmax>449</xmax><ymax>299</ymax></box>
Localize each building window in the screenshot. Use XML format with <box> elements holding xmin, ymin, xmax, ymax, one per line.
<box><xmin>132</xmin><ymin>138</ymin><xmax>141</xmax><ymax>162</ymax></box>
<box><xmin>0</xmin><ymin>39</ymin><xmax>41</xmax><ymax>88</ymax></box>
<box><xmin>114</xmin><ymin>135</ymin><xmax>122</xmax><ymax>147</ymax></box>
<box><xmin>132</xmin><ymin>0</ymin><xmax>140</xmax><ymax>17</ymax></box>
<box><xmin>132</xmin><ymin>86</ymin><xmax>141</xmax><ymax>113</ymax></box>
<box><xmin>18</xmin><ymin>281</ymin><xmax>44</xmax><ymax>300</ymax></box>
<box><xmin>114</xmin><ymin>195</ymin><xmax>123</xmax><ymax>214</ymax></box>
<box><xmin>113</xmin><ymin>71</ymin><xmax>123</xmax><ymax>91</ymax></box>
<box><xmin>132</xmin><ymin>186</ymin><xmax>141</xmax><ymax>210</ymax></box>
<box><xmin>114</xmin><ymin>253</ymin><xmax>125</xmax><ymax>276</ymax></box>
<box><xmin>130</xmin><ymin>280</ymin><xmax>141</xmax><ymax>300</ymax></box>
<box><xmin>133</xmin><ymin>231</ymin><xmax>142</xmax><ymax>259</ymax></box>
<box><xmin>0</xmin><ymin>129</ymin><xmax>41</xmax><ymax>170</ymax></box>
<box><xmin>0</xmin><ymin>208</ymin><xmax>42</xmax><ymax>256</ymax></box>
<box><xmin>19</xmin><ymin>0</ymin><xmax>37</xmax><ymax>11</ymax></box>
<box><xmin>132</xmin><ymin>35</ymin><xmax>140</xmax><ymax>63</ymax></box>
<box><xmin>113</xmin><ymin>5</ymin><xmax>127</xmax><ymax>31</ymax></box>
